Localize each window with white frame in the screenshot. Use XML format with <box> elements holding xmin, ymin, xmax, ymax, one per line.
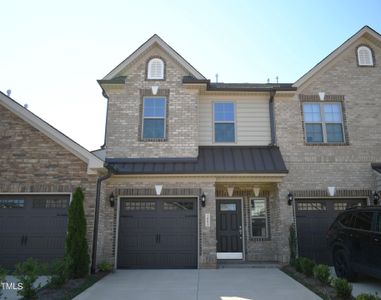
<box><xmin>214</xmin><ymin>102</ymin><xmax>235</xmax><ymax>143</ymax></box>
<box><xmin>357</xmin><ymin>46</ymin><xmax>374</xmax><ymax>66</ymax></box>
<box><xmin>303</xmin><ymin>102</ymin><xmax>345</xmax><ymax>144</ymax></box>
<box><xmin>147</xmin><ymin>58</ymin><xmax>165</xmax><ymax>79</ymax></box>
<box><xmin>250</xmin><ymin>198</ymin><xmax>268</xmax><ymax>238</ymax></box>
<box><xmin>142</xmin><ymin>97</ymin><xmax>166</xmax><ymax>139</ymax></box>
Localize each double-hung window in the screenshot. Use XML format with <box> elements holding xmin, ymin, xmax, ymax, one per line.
<box><xmin>214</xmin><ymin>102</ymin><xmax>235</xmax><ymax>143</ymax></box>
<box><xmin>142</xmin><ymin>97</ymin><xmax>166</xmax><ymax>139</ymax></box>
<box><xmin>303</xmin><ymin>102</ymin><xmax>344</xmax><ymax>144</ymax></box>
<box><xmin>250</xmin><ymin>198</ymin><xmax>268</xmax><ymax>238</ymax></box>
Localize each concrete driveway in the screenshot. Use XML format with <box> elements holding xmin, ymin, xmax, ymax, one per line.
<box><xmin>74</xmin><ymin>268</ymin><xmax>321</xmax><ymax>300</ymax></box>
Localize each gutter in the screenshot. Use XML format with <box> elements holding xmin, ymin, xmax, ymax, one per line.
<box><xmin>91</xmin><ymin>166</ymin><xmax>113</xmax><ymax>274</ymax></box>
<box><xmin>269</xmin><ymin>90</ymin><xmax>276</xmax><ymax>145</ymax></box>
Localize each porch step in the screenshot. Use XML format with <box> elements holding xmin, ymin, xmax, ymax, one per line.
<box><xmin>217</xmin><ymin>260</ymin><xmax>281</xmax><ymax>269</ymax></box>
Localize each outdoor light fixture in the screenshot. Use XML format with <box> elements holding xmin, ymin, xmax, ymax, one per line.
<box><xmin>287</xmin><ymin>192</ymin><xmax>294</xmax><ymax>206</ymax></box>
<box><xmin>200</xmin><ymin>192</ymin><xmax>206</xmax><ymax>207</ymax></box>
<box><xmin>151</xmin><ymin>86</ymin><xmax>159</xmax><ymax>95</ymax></box>
<box><xmin>227</xmin><ymin>187</ymin><xmax>234</xmax><ymax>197</ymax></box>
<box><xmin>109</xmin><ymin>192</ymin><xmax>115</xmax><ymax>207</ymax></box>
<box><xmin>319</xmin><ymin>92</ymin><xmax>325</xmax><ymax>101</ymax></box>
<box><xmin>155</xmin><ymin>185</ymin><xmax>163</xmax><ymax>195</ymax></box>
<box><xmin>373</xmin><ymin>191</ymin><xmax>380</xmax><ymax>205</ymax></box>
<box><xmin>253</xmin><ymin>187</ymin><xmax>260</xmax><ymax>197</ymax></box>
<box><xmin>328</xmin><ymin>187</ymin><xmax>336</xmax><ymax>197</ymax></box>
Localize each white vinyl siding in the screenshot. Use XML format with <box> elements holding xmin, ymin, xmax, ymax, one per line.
<box><xmin>199</xmin><ymin>97</ymin><xmax>271</xmax><ymax>145</ymax></box>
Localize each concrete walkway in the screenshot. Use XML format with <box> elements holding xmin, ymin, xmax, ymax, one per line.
<box><xmin>74</xmin><ymin>268</ymin><xmax>321</xmax><ymax>300</ymax></box>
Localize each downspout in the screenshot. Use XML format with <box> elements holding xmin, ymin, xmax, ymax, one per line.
<box><xmin>100</xmin><ymin>90</ymin><xmax>109</xmax><ymax>149</ymax></box>
<box><xmin>269</xmin><ymin>89</ymin><xmax>276</xmax><ymax>145</ymax></box>
<box><xmin>91</xmin><ymin>165</ymin><xmax>113</xmax><ymax>274</ymax></box>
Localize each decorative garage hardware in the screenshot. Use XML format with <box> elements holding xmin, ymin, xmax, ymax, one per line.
<box><xmin>328</xmin><ymin>187</ymin><xmax>336</xmax><ymax>197</ymax></box>
<box><xmin>319</xmin><ymin>92</ymin><xmax>325</xmax><ymax>101</ymax></box>
<box><xmin>287</xmin><ymin>192</ymin><xmax>294</xmax><ymax>205</ymax></box>
<box><xmin>373</xmin><ymin>191</ymin><xmax>380</xmax><ymax>205</ymax></box>
<box><xmin>151</xmin><ymin>86</ymin><xmax>159</xmax><ymax>95</ymax></box>
<box><xmin>200</xmin><ymin>192</ymin><xmax>206</xmax><ymax>207</ymax></box>
<box><xmin>253</xmin><ymin>187</ymin><xmax>260</xmax><ymax>197</ymax></box>
<box><xmin>109</xmin><ymin>192</ymin><xmax>115</xmax><ymax>207</ymax></box>
<box><xmin>155</xmin><ymin>185</ymin><xmax>163</xmax><ymax>195</ymax></box>
<box><xmin>227</xmin><ymin>186</ymin><xmax>234</xmax><ymax>197</ymax></box>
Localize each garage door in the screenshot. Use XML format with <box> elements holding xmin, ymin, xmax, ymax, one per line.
<box><xmin>0</xmin><ymin>194</ymin><xmax>69</xmax><ymax>269</ymax></box>
<box><xmin>118</xmin><ymin>197</ymin><xmax>198</xmax><ymax>269</ymax></box>
<box><xmin>295</xmin><ymin>198</ymin><xmax>366</xmax><ymax>264</ymax></box>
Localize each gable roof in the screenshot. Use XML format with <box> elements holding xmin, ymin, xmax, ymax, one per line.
<box><xmin>103</xmin><ymin>34</ymin><xmax>205</xmax><ymax>80</ymax></box>
<box><xmin>0</xmin><ymin>91</ymin><xmax>104</xmax><ymax>174</ymax></box>
<box><xmin>294</xmin><ymin>26</ymin><xmax>381</xmax><ymax>87</ymax></box>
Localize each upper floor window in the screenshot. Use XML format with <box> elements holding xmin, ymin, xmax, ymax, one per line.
<box><xmin>147</xmin><ymin>58</ymin><xmax>165</xmax><ymax>80</ymax></box>
<box><xmin>357</xmin><ymin>46</ymin><xmax>374</xmax><ymax>66</ymax></box>
<box><xmin>214</xmin><ymin>102</ymin><xmax>235</xmax><ymax>143</ymax></box>
<box><xmin>142</xmin><ymin>97</ymin><xmax>166</xmax><ymax>139</ymax></box>
<box><xmin>303</xmin><ymin>102</ymin><xmax>345</xmax><ymax>144</ymax></box>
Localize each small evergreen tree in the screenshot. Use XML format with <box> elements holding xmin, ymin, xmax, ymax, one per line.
<box><xmin>65</xmin><ymin>187</ymin><xmax>89</xmax><ymax>278</ymax></box>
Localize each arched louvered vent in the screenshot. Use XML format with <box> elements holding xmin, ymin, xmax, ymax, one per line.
<box><xmin>357</xmin><ymin>46</ymin><xmax>374</xmax><ymax>66</ymax></box>
<box><xmin>147</xmin><ymin>58</ymin><xmax>165</xmax><ymax>79</ymax></box>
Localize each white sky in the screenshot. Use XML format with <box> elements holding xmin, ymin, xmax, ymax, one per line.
<box><xmin>1</xmin><ymin>0</ymin><xmax>380</xmax><ymax>150</ymax></box>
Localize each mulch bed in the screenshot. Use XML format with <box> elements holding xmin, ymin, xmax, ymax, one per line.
<box><xmin>281</xmin><ymin>265</ymin><xmax>355</xmax><ymax>300</ymax></box>
<box><xmin>36</xmin><ymin>271</ymin><xmax>109</xmax><ymax>300</ymax></box>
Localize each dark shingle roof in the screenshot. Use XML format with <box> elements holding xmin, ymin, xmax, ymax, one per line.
<box><xmin>106</xmin><ymin>146</ymin><xmax>288</xmax><ymax>175</ymax></box>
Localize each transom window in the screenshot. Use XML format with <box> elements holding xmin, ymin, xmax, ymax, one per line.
<box><xmin>214</xmin><ymin>102</ymin><xmax>235</xmax><ymax>143</ymax></box>
<box><xmin>147</xmin><ymin>58</ymin><xmax>165</xmax><ymax>79</ymax></box>
<box><xmin>357</xmin><ymin>46</ymin><xmax>374</xmax><ymax>66</ymax></box>
<box><xmin>0</xmin><ymin>199</ymin><xmax>24</xmax><ymax>208</ymax></box>
<box><xmin>250</xmin><ymin>198</ymin><xmax>268</xmax><ymax>238</ymax></box>
<box><xmin>303</xmin><ymin>102</ymin><xmax>345</xmax><ymax>144</ymax></box>
<box><xmin>142</xmin><ymin>97</ymin><xmax>166</xmax><ymax>139</ymax></box>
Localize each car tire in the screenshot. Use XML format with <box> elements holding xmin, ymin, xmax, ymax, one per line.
<box><xmin>333</xmin><ymin>249</ymin><xmax>357</xmax><ymax>282</ymax></box>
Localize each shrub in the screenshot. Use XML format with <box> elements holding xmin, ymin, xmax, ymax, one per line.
<box><xmin>13</xmin><ymin>258</ymin><xmax>42</xmax><ymax>299</ymax></box>
<box><xmin>313</xmin><ymin>264</ymin><xmax>331</xmax><ymax>285</ymax></box>
<box><xmin>98</xmin><ymin>261</ymin><xmax>113</xmax><ymax>272</ymax></box>
<box><xmin>332</xmin><ymin>277</ymin><xmax>352</xmax><ymax>299</ymax></box>
<box><xmin>0</xmin><ymin>267</ymin><xmax>7</xmax><ymax>297</ymax></box>
<box><xmin>289</xmin><ymin>224</ymin><xmax>297</xmax><ymax>263</ymax></box>
<box><xmin>292</xmin><ymin>257</ymin><xmax>303</xmax><ymax>273</ymax></box>
<box><xmin>66</xmin><ymin>187</ymin><xmax>90</xmax><ymax>278</ymax></box>
<box><xmin>49</xmin><ymin>258</ymin><xmax>70</xmax><ymax>287</ymax></box>
<box><xmin>300</xmin><ymin>257</ymin><xmax>315</xmax><ymax>277</ymax></box>
<box><xmin>356</xmin><ymin>293</ymin><xmax>381</xmax><ymax>300</ymax></box>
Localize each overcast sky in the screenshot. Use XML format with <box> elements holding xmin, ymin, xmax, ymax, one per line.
<box><xmin>1</xmin><ymin>0</ymin><xmax>380</xmax><ymax>151</ymax></box>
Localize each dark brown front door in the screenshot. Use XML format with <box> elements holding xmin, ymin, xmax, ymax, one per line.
<box><xmin>216</xmin><ymin>199</ymin><xmax>243</xmax><ymax>257</ymax></box>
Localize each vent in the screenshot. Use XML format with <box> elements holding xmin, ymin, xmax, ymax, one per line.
<box><xmin>147</xmin><ymin>58</ymin><xmax>164</xmax><ymax>79</ymax></box>
<box><xmin>357</xmin><ymin>46</ymin><xmax>373</xmax><ymax>66</ymax></box>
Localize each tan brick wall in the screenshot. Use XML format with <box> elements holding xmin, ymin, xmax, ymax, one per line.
<box><xmin>0</xmin><ymin>104</ymin><xmax>98</xmax><ymax>260</ymax></box>
<box><xmin>105</xmin><ymin>45</ymin><xmax>199</xmax><ymax>158</ymax></box>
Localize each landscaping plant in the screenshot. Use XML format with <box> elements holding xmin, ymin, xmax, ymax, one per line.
<box><xmin>356</xmin><ymin>293</ymin><xmax>381</xmax><ymax>300</ymax></box>
<box><xmin>292</xmin><ymin>257</ymin><xmax>303</xmax><ymax>273</ymax></box>
<box><xmin>0</xmin><ymin>267</ymin><xmax>7</xmax><ymax>297</ymax></box>
<box><xmin>97</xmin><ymin>261</ymin><xmax>113</xmax><ymax>272</ymax></box>
<box><xmin>13</xmin><ymin>258</ymin><xmax>42</xmax><ymax>299</ymax></box>
<box><xmin>49</xmin><ymin>257</ymin><xmax>71</xmax><ymax>287</ymax></box>
<box><xmin>289</xmin><ymin>224</ymin><xmax>297</xmax><ymax>264</ymax></box>
<box><xmin>313</xmin><ymin>264</ymin><xmax>331</xmax><ymax>285</ymax></box>
<box><xmin>300</xmin><ymin>257</ymin><xmax>315</xmax><ymax>277</ymax></box>
<box><xmin>66</xmin><ymin>187</ymin><xmax>90</xmax><ymax>278</ymax></box>
<box><xmin>332</xmin><ymin>277</ymin><xmax>352</xmax><ymax>299</ymax></box>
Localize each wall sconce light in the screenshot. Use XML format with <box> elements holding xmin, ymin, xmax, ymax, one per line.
<box><xmin>200</xmin><ymin>192</ymin><xmax>206</xmax><ymax>207</ymax></box>
<box><xmin>109</xmin><ymin>192</ymin><xmax>115</xmax><ymax>207</ymax></box>
<box><xmin>253</xmin><ymin>187</ymin><xmax>260</xmax><ymax>197</ymax></box>
<box><xmin>151</xmin><ymin>86</ymin><xmax>159</xmax><ymax>95</ymax></box>
<box><xmin>155</xmin><ymin>185</ymin><xmax>163</xmax><ymax>195</ymax></box>
<box><xmin>328</xmin><ymin>187</ymin><xmax>336</xmax><ymax>197</ymax></box>
<box><xmin>319</xmin><ymin>92</ymin><xmax>325</xmax><ymax>101</ymax></box>
<box><xmin>227</xmin><ymin>187</ymin><xmax>234</xmax><ymax>197</ymax></box>
<box><xmin>287</xmin><ymin>192</ymin><xmax>294</xmax><ymax>206</ymax></box>
<box><xmin>373</xmin><ymin>191</ymin><xmax>380</xmax><ymax>205</ymax></box>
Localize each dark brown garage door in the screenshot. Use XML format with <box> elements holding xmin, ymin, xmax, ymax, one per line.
<box><xmin>0</xmin><ymin>194</ymin><xmax>69</xmax><ymax>269</ymax></box>
<box><xmin>118</xmin><ymin>197</ymin><xmax>198</xmax><ymax>269</ymax></box>
<box><xmin>295</xmin><ymin>198</ymin><xmax>367</xmax><ymax>264</ymax></box>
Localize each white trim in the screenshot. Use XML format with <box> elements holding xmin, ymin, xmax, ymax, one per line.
<box><xmin>0</xmin><ymin>92</ymin><xmax>104</xmax><ymax>174</ymax></box>
<box><xmin>115</xmin><ymin>195</ymin><xmax>200</xmax><ymax>269</ymax></box>
<box><xmin>103</xmin><ymin>35</ymin><xmax>205</xmax><ymax>80</ymax></box>
<box><xmin>216</xmin><ymin>198</ymin><xmax>245</xmax><ymax>260</ymax></box>
<box><xmin>216</xmin><ymin>252</ymin><xmax>243</xmax><ymax>259</ymax></box>
<box><xmin>142</xmin><ymin>96</ymin><xmax>167</xmax><ymax>140</ymax></box>
<box><xmin>249</xmin><ymin>197</ymin><xmax>269</xmax><ymax>239</ymax></box>
<box><xmin>212</xmin><ymin>100</ymin><xmax>237</xmax><ymax>144</ymax></box>
<box><xmin>294</xmin><ymin>26</ymin><xmax>381</xmax><ymax>87</ymax></box>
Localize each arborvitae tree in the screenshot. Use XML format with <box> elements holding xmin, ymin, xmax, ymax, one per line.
<box><xmin>65</xmin><ymin>187</ymin><xmax>89</xmax><ymax>278</ymax></box>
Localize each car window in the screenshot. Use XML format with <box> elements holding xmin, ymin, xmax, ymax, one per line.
<box><xmin>376</xmin><ymin>213</ymin><xmax>381</xmax><ymax>233</ymax></box>
<box><xmin>340</xmin><ymin>213</ymin><xmax>354</xmax><ymax>227</ymax></box>
<box><xmin>352</xmin><ymin>212</ymin><xmax>373</xmax><ymax>231</ymax></box>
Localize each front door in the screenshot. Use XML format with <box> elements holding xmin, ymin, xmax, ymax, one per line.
<box><xmin>216</xmin><ymin>199</ymin><xmax>243</xmax><ymax>259</ymax></box>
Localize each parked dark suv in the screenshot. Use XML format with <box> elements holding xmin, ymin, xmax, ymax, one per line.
<box><xmin>327</xmin><ymin>206</ymin><xmax>381</xmax><ymax>281</ymax></box>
